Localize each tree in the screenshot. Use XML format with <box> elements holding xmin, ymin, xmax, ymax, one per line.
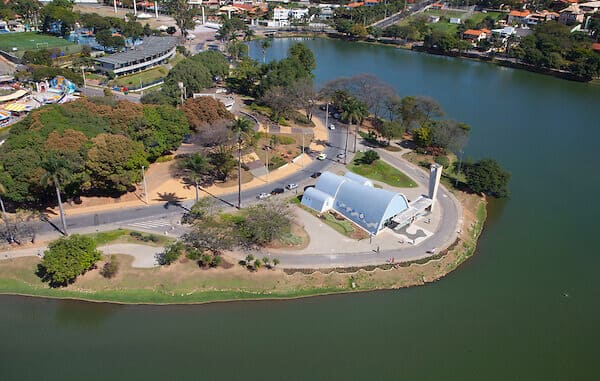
<box><xmin>340</xmin><ymin>96</ymin><xmax>369</xmax><ymax>153</ymax></box>
<box><xmin>288</xmin><ymin>78</ymin><xmax>316</xmax><ymax>121</ymax></box>
<box><xmin>192</xmin><ymin>51</ymin><xmax>230</xmax><ymax>80</ymax></box>
<box><xmin>37</xmin><ymin>234</ymin><xmax>101</xmax><ymax>287</ymax></box>
<box><xmin>41</xmin><ymin>0</ymin><xmax>76</xmax><ymax>36</ymax></box>
<box><xmin>178</xmin><ymin>153</ymin><xmax>213</xmax><ymax>201</ymax></box>
<box><xmin>288</xmin><ymin>43</ymin><xmax>316</xmax><ymax>73</ymax></box>
<box><xmin>162</xmin><ymin>57</ymin><xmax>213</xmax><ymax>103</ymax></box>
<box><xmin>375</xmin><ymin>119</ymin><xmax>404</xmax><ymax>145</ymax></box>
<box><xmin>101</xmin><ymin>256</ymin><xmax>119</xmax><ymax>278</ymax></box>
<box><xmin>227</xmin><ymin>40</ymin><xmax>248</xmax><ymax>62</ymax></box>
<box><xmin>95</xmin><ymin>29</ymin><xmax>125</xmax><ymax>51</ymax></box>
<box><xmin>40</xmin><ymin>153</ymin><xmax>72</xmax><ymax>235</ymax></box>
<box><xmin>261</xmin><ymin>38</ymin><xmax>272</xmax><ymax>63</ymax></box>
<box><xmin>230</xmin><ymin>117</ymin><xmax>254</xmax><ymax>208</ymax></box>
<box><xmin>361</xmin><ymin>149</ymin><xmax>380</xmax><ymax>164</ymax></box>
<box><xmin>272</xmin><ymin>257</ymin><xmax>280</xmax><ymax>267</ymax></box>
<box><xmin>182</xmin><ymin>96</ymin><xmax>234</xmax><ymax>131</ymax></box>
<box><xmin>183</xmin><ymin>222</ymin><xmax>235</xmax><ymax>255</ymax></box>
<box><xmin>350</xmin><ymin>24</ymin><xmax>368</xmax><ymax>39</ymax></box>
<box><xmin>430</xmin><ymin>120</ymin><xmax>469</xmax><ymax>154</ymax></box>
<box><xmin>157</xmin><ymin>241</ymin><xmax>185</xmax><ymax>265</ymax></box>
<box><xmin>0</xmin><ymin>209</ymin><xmax>37</xmax><ymax>245</ymax></box>
<box><xmin>412</xmin><ymin>126</ymin><xmax>432</xmax><ymax>148</ymax></box>
<box><xmin>208</xmin><ymin>147</ymin><xmax>236</xmax><ymax>182</ymax></box>
<box><xmin>463</xmin><ymin>159</ymin><xmax>511</xmax><ymax>198</ymax></box>
<box><xmin>238</xmin><ymin>201</ymin><xmax>292</xmax><ymax>247</ymax></box>
<box><xmin>334</xmin><ymin>19</ymin><xmax>354</xmax><ymax>35</ymax></box>
<box><xmin>85</xmin><ymin>134</ymin><xmax>148</xmax><ymax>193</ymax></box>
<box><xmin>164</xmin><ymin>0</ymin><xmax>194</xmax><ymax>39</ymax></box>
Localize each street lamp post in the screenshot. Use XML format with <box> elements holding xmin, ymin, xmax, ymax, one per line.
<box><xmin>142</xmin><ymin>165</ymin><xmax>149</xmax><ymax>205</ymax></box>
<box><xmin>325</xmin><ymin>102</ymin><xmax>329</xmax><ymax>129</ymax></box>
<box><xmin>455</xmin><ymin>149</ymin><xmax>463</xmax><ymax>187</ymax></box>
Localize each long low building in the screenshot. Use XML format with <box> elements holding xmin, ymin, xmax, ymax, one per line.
<box><xmin>95</xmin><ymin>36</ymin><xmax>178</xmax><ymax>77</ymax></box>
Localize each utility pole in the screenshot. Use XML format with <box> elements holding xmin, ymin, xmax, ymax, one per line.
<box><xmin>354</xmin><ymin>124</ymin><xmax>358</xmax><ymax>153</ymax></box>
<box><xmin>237</xmin><ymin>139</ymin><xmax>242</xmax><ymax>209</ymax></box>
<box><xmin>142</xmin><ymin>165</ymin><xmax>149</xmax><ymax>205</ymax></box>
<box><xmin>113</xmin><ymin>0</ymin><xmax>117</xmax><ymax>13</ymax></box>
<box><xmin>133</xmin><ymin>0</ymin><xmax>137</xmax><ymax>16</ymax></box>
<box><xmin>155</xmin><ymin>1</ymin><xmax>159</xmax><ymax>19</ymax></box>
<box><xmin>178</xmin><ymin>82</ymin><xmax>184</xmax><ymax>108</ymax></box>
<box><xmin>344</xmin><ymin>125</ymin><xmax>349</xmax><ymax>165</ymax></box>
<box><xmin>301</xmin><ymin>131</ymin><xmax>305</xmax><ymax>169</ymax></box>
<box><xmin>325</xmin><ymin>102</ymin><xmax>329</xmax><ymax>129</ymax></box>
<box><xmin>81</xmin><ymin>67</ymin><xmax>86</xmax><ymax>88</ymax></box>
<box><xmin>266</xmin><ymin>147</ymin><xmax>270</xmax><ymax>183</ymax></box>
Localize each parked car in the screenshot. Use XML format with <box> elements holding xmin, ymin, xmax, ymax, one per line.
<box><xmin>271</xmin><ymin>188</ymin><xmax>284</xmax><ymax>195</ymax></box>
<box><xmin>311</xmin><ymin>172</ymin><xmax>322</xmax><ymax>178</ymax></box>
<box><xmin>257</xmin><ymin>192</ymin><xmax>270</xmax><ymax>200</ymax></box>
<box><xmin>286</xmin><ymin>183</ymin><xmax>298</xmax><ymax>190</ymax></box>
<box><xmin>329</xmin><ymin>124</ymin><xmax>335</xmax><ymax>130</ymax></box>
<box><xmin>337</xmin><ymin>152</ymin><xmax>346</xmax><ymax>159</ymax></box>
<box><xmin>317</xmin><ymin>153</ymin><xmax>327</xmax><ymax>160</ymax></box>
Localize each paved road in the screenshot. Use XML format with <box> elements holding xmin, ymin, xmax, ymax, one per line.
<box><xmin>25</xmin><ymin>116</ymin><xmax>462</xmax><ymax>269</ymax></box>
<box><xmin>230</xmin><ymin>148</ymin><xmax>462</xmax><ymax>268</ymax></box>
<box><xmin>34</xmin><ymin>119</ymin><xmax>346</xmax><ymax>237</ymax></box>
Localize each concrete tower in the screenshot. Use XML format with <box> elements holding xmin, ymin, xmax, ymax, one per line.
<box><xmin>428</xmin><ymin>163</ymin><xmax>443</xmax><ymax>211</ymax></box>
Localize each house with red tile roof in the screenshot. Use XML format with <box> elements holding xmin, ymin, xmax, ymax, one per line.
<box><xmin>592</xmin><ymin>42</ymin><xmax>600</xmax><ymax>53</ymax></box>
<box><xmin>463</xmin><ymin>29</ymin><xmax>489</xmax><ymax>42</ymax></box>
<box><xmin>508</xmin><ymin>9</ymin><xmax>531</xmax><ymax>24</ymax></box>
<box><xmin>347</xmin><ymin>2</ymin><xmax>364</xmax><ymax>8</ymax></box>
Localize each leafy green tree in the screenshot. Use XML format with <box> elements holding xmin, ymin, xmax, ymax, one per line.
<box><xmin>227</xmin><ymin>40</ymin><xmax>248</xmax><ymax>62</ymax></box>
<box><xmin>288</xmin><ymin>43</ymin><xmax>316</xmax><ymax>73</ymax></box>
<box><xmin>253</xmin><ymin>258</ymin><xmax>262</xmax><ymax>270</ymax></box>
<box><xmin>361</xmin><ymin>149</ymin><xmax>380</xmax><ymax>165</ymax></box>
<box><xmin>38</xmin><ymin>234</ymin><xmax>101</xmax><ymax>287</ymax></box>
<box><xmin>238</xmin><ymin>201</ymin><xmax>292</xmax><ymax>247</ymax></box>
<box><xmin>162</xmin><ymin>58</ymin><xmax>213</xmax><ymax>103</ymax></box>
<box><xmin>157</xmin><ymin>241</ymin><xmax>185</xmax><ymax>265</ymax></box>
<box><xmin>41</xmin><ymin>153</ymin><xmax>72</xmax><ymax>235</ymax></box>
<box><xmin>230</xmin><ymin>117</ymin><xmax>254</xmax><ymax>208</ymax></box>
<box><xmin>350</xmin><ymin>24</ymin><xmax>368</xmax><ymax>39</ymax></box>
<box><xmin>41</xmin><ymin>0</ymin><xmax>76</xmax><ymax>36</ymax></box>
<box><xmin>183</xmin><ymin>222</ymin><xmax>235</xmax><ymax>255</ymax></box>
<box><xmin>85</xmin><ymin>134</ymin><xmax>148</xmax><ymax>193</ymax></box>
<box><xmin>412</xmin><ymin>126</ymin><xmax>432</xmax><ymax>148</ymax></box>
<box><xmin>192</xmin><ymin>51</ymin><xmax>230</xmax><ymax>79</ymax></box>
<box><xmin>95</xmin><ymin>29</ymin><xmax>126</xmax><ymax>51</ymax></box>
<box><xmin>208</xmin><ymin>147</ymin><xmax>236</xmax><ymax>182</ymax></box>
<box><xmin>261</xmin><ymin>38</ymin><xmax>272</xmax><ymax>63</ymax></box>
<box><xmin>375</xmin><ymin>119</ymin><xmax>404</xmax><ymax>145</ymax></box>
<box><xmin>463</xmin><ymin>159</ymin><xmax>511</xmax><ymax>198</ymax></box>
<box><xmin>178</xmin><ymin>153</ymin><xmax>214</xmax><ymax>201</ymax></box>
<box><xmin>334</xmin><ymin>19</ymin><xmax>354</xmax><ymax>35</ymax></box>
<box><xmin>164</xmin><ymin>0</ymin><xmax>195</xmax><ymax>38</ymax></box>
<box><xmin>139</xmin><ymin>105</ymin><xmax>190</xmax><ymax>160</ymax></box>
<box><xmin>272</xmin><ymin>257</ymin><xmax>280</xmax><ymax>267</ymax></box>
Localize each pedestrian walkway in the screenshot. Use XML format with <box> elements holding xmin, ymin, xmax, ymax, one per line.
<box><xmin>128</xmin><ymin>219</ymin><xmax>173</xmax><ymax>230</ymax></box>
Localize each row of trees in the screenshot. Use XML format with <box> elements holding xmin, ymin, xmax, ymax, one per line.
<box><xmin>0</xmin><ymin>98</ymin><xmax>189</xmax><ymax>208</ymax></box>
<box><xmin>513</xmin><ymin>22</ymin><xmax>600</xmax><ymax>81</ymax></box>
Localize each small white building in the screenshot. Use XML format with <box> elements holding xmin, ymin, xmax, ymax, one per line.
<box><xmin>273</xmin><ymin>7</ymin><xmax>290</xmax><ymax>21</ymax></box>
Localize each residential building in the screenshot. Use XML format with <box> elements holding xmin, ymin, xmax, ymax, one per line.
<box><xmin>559</xmin><ymin>4</ymin><xmax>585</xmax><ymax>24</ymax></box>
<box><xmin>463</xmin><ymin>29</ymin><xmax>490</xmax><ymax>42</ymax></box>
<box><xmin>508</xmin><ymin>9</ymin><xmax>531</xmax><ymax>25</ymax></box>
<box><xmin>273</xmin><ymin>7</ymin><xmax>290</xmax><ymax>21</ymax></box>
<box><xmin>579</xmin><ymin>1</ymin><xmax>600</xmax><ymax>12</ymax></box>
<box><xmin>526</xmin><ymin>10</ymin><xmax>560</xmax><ymax>25</ymax></box>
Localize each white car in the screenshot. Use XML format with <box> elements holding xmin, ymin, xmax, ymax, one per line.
<box><xmin>317</xmin><ymin>153</ymin><xmax>327</xmax><ymax>160</ymax></box>
<box><xmin>337</xmin><ymin>152</ymin><xmax>346</xmax><ymax>159</ymax></box>
<box><xmin>286</xmin><ymin>183</ymin><xmax>298</xmax><ymax>190</ymax></box>
<box><xmin>257</xmin><ymin>192</ymin><xmax>271</xmax><ymax>200</ymax></box>
<box><xmin>329</xmin><ymin>124</ymin><xmax>335</xmax><ymax>130</ymax></box>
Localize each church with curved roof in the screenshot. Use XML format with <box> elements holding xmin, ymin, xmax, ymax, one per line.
<box><xmin>301</xmin><ymin>172</ymin><xmax>410</xmax><ymax>235</ymax></box>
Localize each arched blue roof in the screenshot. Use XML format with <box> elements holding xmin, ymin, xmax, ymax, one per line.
<box><xmin>302</xmin><ymin>187</ymin><xmax>333</xmax><ymax>212</ymax></box>
<box><xmin>334</xmin><ymin>181</ymin><xmax>408</xmax><ymax>234</ymax></box>
<box><xmin>314</xmin><ymin>172</ymin><xmax>346</xmax><ymax>198</ymax></box>
<box><xmin>344</xmin><ymin>172</ymin><xmax>373</xmax><ymax>187</ymax></box>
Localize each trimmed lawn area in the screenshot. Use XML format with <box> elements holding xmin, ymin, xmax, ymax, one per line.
<box><xmin>111</xmin><ymin>66</ymin><xmax>168</xmax><ymax>88</ymax></box>
<box><xmin>347</xmin><ymin>152</ymin><xmax>417</xmax><ymax>188</ymax></box>
<box><xmin>0</xmin><ymin>32</ymin><xmax>77</xmax><ymax>56</ymax></box>
<box><xmin>85</xmin><ymin>229</ymin><xmax>173</xmax><ymax>246</ymax></box>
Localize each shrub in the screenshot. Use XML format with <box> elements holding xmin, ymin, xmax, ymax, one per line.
<box><xmin>101</xmin><ymin>257</ymin><xmax>119</xmax><ymax>279</ymax></box>
<box><xmin>157</xmin><ymin>242</ymin><xmax>185</xmax><ymax>265</ymax></box>
<box><xmin>360</xmin><ymin>150</ymin><xmax>380</xmax><ymax>164</ymax></box>
<box><xmin>434</xmin><ymin>156</ymin><xmax>450</xmax><ymax>168</ymax></box>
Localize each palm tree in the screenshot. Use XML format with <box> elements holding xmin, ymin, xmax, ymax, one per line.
<box><xmin>230</xmin><ymin>117</ymin><xmax>254</xmax><ymax>209</ymax></box>
<box><xmin>40</xmin><ymin>155</ymin><xmax>71</xmax><ymax>236</ymax></box>
<box><xmin>341</xmin><ymin>97</ymin><xmax>369</xmax><ymax>155</ymax></box>
<box><xmin>261</xmin><ymin>38</ymin><xmax>272</xmax><ymax>63</ymax></box>
<box><xmin>180</xmin><ymin>153</ymin><xmax>212</xmax><ymax>202</ymax></box>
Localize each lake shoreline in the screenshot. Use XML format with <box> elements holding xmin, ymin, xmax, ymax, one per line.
<box><xmin>263</xmin><ymin>31</ymin><xmax>597</xmax><ymax>83</ymax></box>
<box><xmin>0</xmin><ymin>192</ymin><xmax>486</xmax><ymax>305</ymax></box>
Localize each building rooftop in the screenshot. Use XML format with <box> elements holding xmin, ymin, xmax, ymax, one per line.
<box><xmin>95</xmin><ymin>36</ymin><xmax>178</xmax><ymax>66</ymax></box>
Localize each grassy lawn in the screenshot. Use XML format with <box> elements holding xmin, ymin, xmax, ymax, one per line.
<box><xmin>255</xmin><ymin>133</ymin><xmax>303</xmax><ymax>170</ymax></box>
<box><xmin>429</xmin><ymin>22</ymin><xmax>459</xmax><ymax>35</ymax></box>
<box><xmin>84</xmin><ymin>229</ymin><xmax>173</xmax><ymax>246</ymax></box>
<box><xmin>0</xmin><ymin>32</ymin><xmax>76</xmax><ymax>55</ymax></box>
<box><xmin>297</xmin><ymin>203</ymin><xmax>369</xmax><ymax>240</ymax></box>
<box><xmin>111</xmin><ymin>66</ymin><xmax>168</xmax><ymax>88</ymax></box>
<box><xmin>347</xmin><ymin>152</ymin><xmax>417</xmax><ymax>188</ymax></box>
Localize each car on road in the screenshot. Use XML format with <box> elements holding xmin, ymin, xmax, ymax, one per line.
<box><xmin>286</xmin><ymin>183</ymin><xmax>298</xmax><ymax>190</ymax></box>
<box><xmin>337</xmin><ymin>152</ymin><xmax>346</xmax><ymax>159</ymax></box>
<box><xmin>329</xmin><ymin>124</ymin><xmax>335</xmax><ymax>130</ymax></box>
<box><xmin>271</xmin><ymin>188</ymin><xmax>284</xmax><ymax>195</ymax></box>
<box><xmin>317</xmin><ymin>153</ymin><xmax>327</xmax><ymax>160</ymax></box>
<box><xmin>311</xmin><ymin>172</ymin><xmax>322</xmax><ymax>178</ymax></box>
<box><xmin>257</xmin><ymin>192</ymin><xmax>271</xmax><ymax>200</ymax></box>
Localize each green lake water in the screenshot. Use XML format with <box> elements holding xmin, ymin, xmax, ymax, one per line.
<box><xmin>1</xmin><ymin>38</ymin><xmax>599</xmax><ymax>380</ymax></box>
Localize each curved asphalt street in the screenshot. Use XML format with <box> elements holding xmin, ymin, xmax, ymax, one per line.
<box><xmin>34</xmin><ymin>118</ymin><xmax>462</xmax><ymax>268</ymax></box>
